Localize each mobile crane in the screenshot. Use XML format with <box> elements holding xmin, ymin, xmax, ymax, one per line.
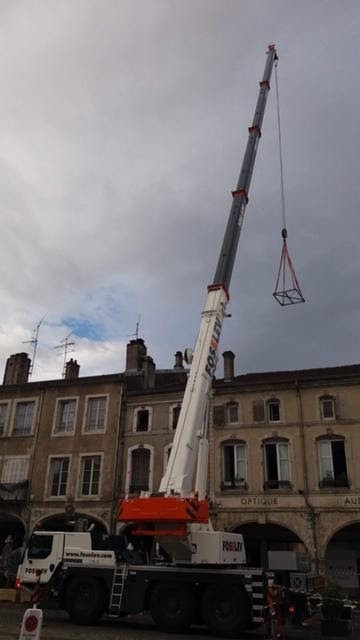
<box><xmin>16</xmin><ymin>46</ymin><xmax>291</xmax><ymax>637</ymax></box>
<box><xmin>117</xmin><ymin>44</ymin><xmax>278</xmax><ymax>559</ymax></box>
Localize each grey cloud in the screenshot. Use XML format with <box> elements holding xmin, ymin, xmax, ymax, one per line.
<box><xmin>0</xmin><ymin>0</ymin><xmax>359</xmax><ymax>379</ymax></box>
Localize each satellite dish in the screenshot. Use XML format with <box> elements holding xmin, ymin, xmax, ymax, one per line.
<box><xmin>184</xmin><ymin>348</ymin><xmax>194</xmax><ymax>365</ymax></box>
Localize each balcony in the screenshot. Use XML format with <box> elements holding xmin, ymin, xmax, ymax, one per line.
<box><xmin>264</xmin><ymin>480</ymin><xmax>292</xmax><ymax>491</ymax></box>
<box><xmin>0</xmin><ymin>480</ymin><xmax>29</xmax><ymax>502</ymax></box>
<box><xmin>319</xmin><ymin>475</ymin><xmax>349</xmax><ymax>489</ymax></box>
<box><xmin>221</xmin><ymin>480</ymin><xmax>248</xmax><ymax>491</ymax></box>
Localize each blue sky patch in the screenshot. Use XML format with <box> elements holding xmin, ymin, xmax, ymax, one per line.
<box><xmin>64</xmin><ymin>316</ymin><xmax>107</xmax><ymax>341</ymax></box>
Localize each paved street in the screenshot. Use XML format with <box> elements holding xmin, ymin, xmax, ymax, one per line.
<box><xmin>0</xmin><ymin>602</ymin><xmax>356</xmax><ymax>640</ymax></box>
<box><xmin>2</xmin><ymin>604</ymin><xmax>211</xmax><ymax>640</ymax></box>
<box><xmin>4</xmin><ymin>602</ymin><xmax>360</xmax><ymax>640</ymax></box>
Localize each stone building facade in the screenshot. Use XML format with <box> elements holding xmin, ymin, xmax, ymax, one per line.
<box><xmin>210</xmin><ymin>358</ymin><xmax>360</xmax><ymax>588</ymax></box>
<box><xmin>0</xmin><ymin>353</ymin><xmax>124</xmax><ymax>543</ymax></box>
<box><xmin>119</xmin><ymin>346</ymin><xmax>360</xmax><ymax>588</ymax></box>
<box><xmin>1</xmin><ymin>341</ymin><xmax>360</xmax><ymax>589</ymax></box>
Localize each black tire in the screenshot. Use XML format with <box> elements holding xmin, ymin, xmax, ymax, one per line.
<box><xmin>201</xmin><ymin>583</ymin><xmax>251</xmax><ymax>637</ymax></box>
<box><xmin>65</xmin><ymin>576</ymin><xmax>106</xmax><ymax>625</ymax></box>
<box><xmin>150</xmin><ymin>581</ymin><xmax>195</xmax><ymax>632</ymax></box>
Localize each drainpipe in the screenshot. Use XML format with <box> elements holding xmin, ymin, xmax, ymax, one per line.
<box><xmin>296</xmin><ymin>381</ymin><xmax>320</xmax><ymax>573</ymax></box>
<box><xmin>26</xmin><ymin>387</ymin><xmax>45</xmax><ymax>540</ymax></box>
<box><xmin>110</xmin><ymin>382</ymin><xmax>125</xmax><ymax>534</ymax></box>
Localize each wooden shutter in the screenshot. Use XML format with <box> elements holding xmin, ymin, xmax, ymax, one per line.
<box><xmin>253</xmin><ymin>400</ymin><xmax>265</xmax><ymax>423</ymax></box>
<box><xmin>213</xmin><ymin>405</ymin><xmax>226</xmax><ymax>426</ymax></box>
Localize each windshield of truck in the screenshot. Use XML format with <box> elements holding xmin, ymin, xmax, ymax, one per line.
<box><xmin>28</xmin><ymin>534</ymin><xmax>54</xmax><ymax>560</ymax></box>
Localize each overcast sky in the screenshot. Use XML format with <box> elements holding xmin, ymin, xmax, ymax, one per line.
<box><xmin>1</xmin><ymin>0</ymin><xmax>359</xmax><ymax>381</ymax></box>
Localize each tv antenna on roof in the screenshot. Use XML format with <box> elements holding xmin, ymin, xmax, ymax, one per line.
<box><xmin>127</xmin><ymin>315</ymin><xmax>141</xmax><ymax>340</ymax></box>
<box><xmin>54</xmin><ymin>332</ymin><xmax>75</xmax><ymax>378</ymax></box>
<box><xmin>22</xmin><ymin>316</ymin><xmax>45</xmax><ymax>378</ymax></box>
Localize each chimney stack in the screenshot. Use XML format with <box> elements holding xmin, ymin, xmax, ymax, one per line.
<box><xmin>65</xmin><ymin>358</ymin><xmax>80</xmax><ymax>380</ymax></box>
<box><xmin>142</xmin><ymin>355</ymin><xmax>156</xmax><ymax>389</ymax></box>
<box><xmin>126</xmin><ymin>339</ymin><xmax>147</xmax><ymax>371</ymax></box>
<box><xmin>3</xmin><ymin>352</ymin><xmax>31</xmax><ymax>385</ymax></box>
<box><xmin>174</xmin><ymin>351</ymin><xmax>184</xmax><ymax>369</ymax></box>
<box><xmin>223</xmin><ymin>351</ymin><xmax>235</xmax><ymax>381</ymax></box>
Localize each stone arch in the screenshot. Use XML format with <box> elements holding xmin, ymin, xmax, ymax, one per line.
<box><xmin>32</xmin><ymin>511</ymin><xmax>108</xmax><ymax>536</ymax></box>
<box><xmin>229</xmin><ymin>518</ymin><xmax>307</xmax><ymax>569</ymax></box>
<box><xmin>230</xmin><ymin>516</ymin><xmax>305</xmax><ymax>541</ymax></box>
<box><xmin>323</xmin><ymin>519</ymin><xmax>360</xmax><ymax>594</ymax></box>
<box><xmin>323</xmin><ymin>516</ymin><xmax>360</xmax><ymax>552</ymax></box>
<box><xmin>0</xmin><ymin>512</ymin><xmax>26</xmax><ymax>548</ymax></box>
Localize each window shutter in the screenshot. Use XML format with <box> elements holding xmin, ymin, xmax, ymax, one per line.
<box><xmin>318</xmin><ymin>440</ymin><xmax>333</xmax><ymax>481</ymax></box>
<box><xmin>213</xmin><ymin>405</ymin><xmax>226</xmax><ymax>426</ymax></box>
<box><xmin>253</xmin><ymin>400</ymin><xmax>265</xmax><ymax>423</ymax></box>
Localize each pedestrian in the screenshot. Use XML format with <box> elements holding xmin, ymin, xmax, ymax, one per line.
<box><xmin>1</xmin><ymin>535</ymin><xmax>13</xmax><ymax>586</ymax></box>
<box><xmin>265</xmin><ymin>578</ymin><xmax>285</xmax><ymax>638</ymax></box>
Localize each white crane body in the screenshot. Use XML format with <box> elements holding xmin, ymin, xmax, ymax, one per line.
<box><xmin>160</xmin><ymin>284</ymin><xmax>228</xmax><ymax>498</ymax></box>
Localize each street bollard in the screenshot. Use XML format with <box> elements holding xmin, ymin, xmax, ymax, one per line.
<box><xmin>18</xmin><ymin>604</ymin><xmax>43</xmax><ymax>640</ymax></box>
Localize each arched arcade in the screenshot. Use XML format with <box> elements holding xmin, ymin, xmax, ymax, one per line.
<box><xmin>230</xmin><ymin>520</ymin><xmax>307</xmax><ymax>569</ymax></box>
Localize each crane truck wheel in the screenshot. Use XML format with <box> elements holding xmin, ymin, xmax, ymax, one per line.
<box><xmin>201</xmin><ymin>584</ymin><xmax>251</xmax><ymax>637</ymax></box>
<box><xmin>65</xmin><ymin>576</ymin><xmax>106</xmax><ymax>625</ymax></box>
<box><xmin>150</xmin><ymin>581</ymin><xmax>195</xmax><ymax>632</ymax></box>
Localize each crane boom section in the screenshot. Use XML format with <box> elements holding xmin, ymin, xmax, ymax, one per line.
<box><xmin>214</xmin><ymin>45</ymin><xmax>277</xmax><ymax>289</ymax></box>
<box><xmin>159</xmin><ymin>285</ymin><xmax>228</xmax><ymax>497</ymax></box>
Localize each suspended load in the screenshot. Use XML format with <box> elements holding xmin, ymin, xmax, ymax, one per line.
<box><xmin>272</xmin><ymin>57</ymin><xmax>305</xmax><ymax>306</ymax></box>
<box><xmin>273</xmin><ymin>227</ymin><xmax>305</xmax><ymax>305</ymax></box>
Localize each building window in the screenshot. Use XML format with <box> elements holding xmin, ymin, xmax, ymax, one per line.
<box><xmin>133</xmin><ymin>407</ymin><xmax>152</xmax><ymax>432</ymax></box>
<box><xmin>170</xmin><ymin>405</ymin><xmax>181</xmax><ymax>430</ymax></box>
<box><xmin>48</xmin><ymin>457</ymin><xmax>70</xmax><ymax>497</ymax></box>
<box><xmin>318</xmin><ymin>438</ymin><xmax>348</xmax><ymax>487</ymax></box>
<box><xmin>0</xmin><ymin>403</ymin><xmax>8</xmax><ymax>436</ymax></box>
<box><xmin>213</xmin><ymin>402</ymin><xmax>240</xmax><ymax>427</ymax></box>
<box><xmin>267</xmin><ymin>399</ymin><xmax>280</xmax><ymax>422</ymax></box>
<box><xmin>84</xmin><ymin>396</ymin><xmax>107</xmax><ymax>432</ymax></box>
<box><xmin>54</xmin><ymin>399</ymin><xmax>77</xmax><ymax>434</ymax></box>
<box><xmin>227</xmin><ymin>402</ymin><xmax>239</xmax><ymax>424</ymax></box>
<box><xmin>1</xmin><ymin>457</ymin><xmax>29</xmax><ymax>483</ymax></box>
<box><xmin>264</xmin><ymin>441</ymin><xmax>291</xmax><ymax>489</ymax></box>
<box><xmin>222</xmin><ymin>441</ymin><xmax>247</xmax><ymax>488</ymax></box>
<box><xmin>253</xmin><ymin>399</ymin><xmax>281</xmax><ymax>423</ymax></box>
<box><xmin>320</xmin><ymin>396</ymin><xmax>336</xmax><ymax>421</ymax></box>
<box><xmin>13</xmin><ymin>401</ymin><xmax>36</xmax><ymax>436</ymax></box>
<box><xmin>129</xmin><ymin>447</ymin><xmax>151</xmax><ymax>494</ymax></box>
<box><xmin>79</xmin><ymin>455</ymin><xmax>101</xmax><ymax>497</ymax></box>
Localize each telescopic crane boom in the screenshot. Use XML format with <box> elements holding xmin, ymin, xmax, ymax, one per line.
<box><xmin>119</xmin><ymin>45</ymin><xmax>278</xmax><ymax>536</ymax></box>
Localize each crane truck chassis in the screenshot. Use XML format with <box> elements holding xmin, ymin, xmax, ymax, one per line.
<box><xmin>17</xmin><ymin>529</ymin><xmax>268</xmax><ymax>636</ymax></box>
<box><xmin>16</xmin><ymin>45</ymin><xmax>315</xmax><ymax>636</ymax></box>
